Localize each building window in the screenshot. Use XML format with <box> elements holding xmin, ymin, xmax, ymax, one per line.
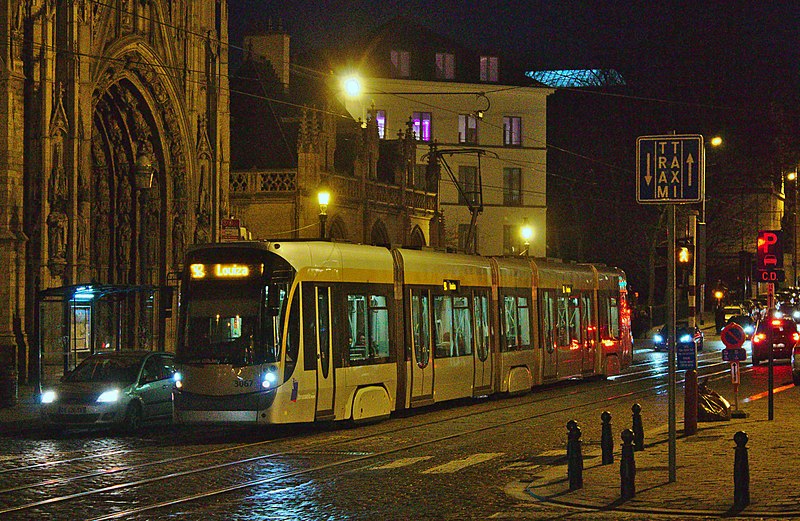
<box><xmin>412</xmin><ymin>112</ymin><xmax>432</xmax><ymax>142</ymax></box>
<box><xmin>503</xmin><ymin>167</ymin><xmax>522</xmax><ymax>206</ymax></box>
<box><xmin>391</xmin><ymin>49</ymin><xmax>410</xmax><ymax>77</ymax></box>
<box><xmin>480</xmin><ymin>56</ymin><xmax>498</xmax><ymax>83</ymax></box>
<box><xmin>375</xmin><ymin>109</ymin><xmax>386</xmax><ymax>139</ymax></box>
<box><xmin>458</xmin><ymin>165</ymin><xmax>479</xmax><ymax>206</ymax></box>
<box><xmin>458</xmin><ymin>114</ymin><xmax>478</xmax><ymax>144</ymax></box>
<box><xmin>503</xmin><ymin>116</ymin><xmax>522</xmax><ymax>146</ymax></box>
<box><xmin>503</xmin><ymin>225</ymin><xmax>518</xmax><ymax>255</ymax></box>
<box><xmin>458</xmin><ymin>224</ymin><xmax>477</xmax><ymax>253</ymax></box>
<box><xmin>414</xmin><ymin>163</ymin><xmax>427</xmax><ymax>189</ymax></box>
<box><xmin>435</xmin><ymin>52</ymin><xmax>455</xmax><ymax>80</ymax></box>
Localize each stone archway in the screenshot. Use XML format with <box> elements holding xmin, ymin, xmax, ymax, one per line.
<box><xmin>328</xmin><ymin>217</ymin><xmax>348</xmax><ymax>241</ymax></box>
<box><xmin>370</xmin><ymin>220</ymin><xmax>390</xmax><ymax>247</ymax></box>
<box><xmin>409</xmin><ymin>225</ymin><xmax>426</xmax><ymax>248</ymax></box>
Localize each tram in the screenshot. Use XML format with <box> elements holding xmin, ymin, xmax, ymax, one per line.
<box><xmin>172</xmin><ymin>241</ymin><xmax>632</xmax><ymax>425</ymax></box>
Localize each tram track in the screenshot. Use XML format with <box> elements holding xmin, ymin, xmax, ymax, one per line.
<box><xmin>0</xmin><ymin>351</ymin><xmax>757</xmax><ymax>520</ymax></box>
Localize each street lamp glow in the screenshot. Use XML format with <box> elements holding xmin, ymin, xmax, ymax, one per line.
<box><xmin>710</xmin><ymin>136</ymin><xmax>723</xmax><ymax>147</ymax></box>
<box><xmin>787</xmin><ymin>171</ymin><xmax>797</xmax><ymax>182</ymax></box>
<box><xmin>520</xmin><ymin>225</ymin><xmax>533</xmax><ymax>243</ymax></box>
<box><xmin>317</xmin><ymin>189</ymin><xmax>330</xmax><ymax>214</ymax></box>
<box><xmin>342</xmin><ymin>76</ymin><xmax>362</xmax><ymax>98</ymax></box>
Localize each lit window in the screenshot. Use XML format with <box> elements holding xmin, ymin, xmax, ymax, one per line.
<box><xmin>391</xmin><ymin>49</ymin><xmax>409</xmax><ymax>77</ymax></box>
<box><xmin>435</xmin><ymin>52</ymin><xmax>455</xmax><ymax>80</ymax></box>
<box><xmin>412</xmin><ymin>112</ymin><xmax>432</xmax><ymax>142</ymax></box>
<box><xmin>458</xmin><ymin>114</ymin><xmax>478</xmax><ymax>144</ymax></box>
<box><xmin>375</xmin><ymin>109</ymin><xmax>386</xmax><ymax>139</ymax></box>
<box><xmin>480</xmin><ymin>56</ymin><xmax>498</xmax><ymax>83</ymax></box>
<box><xmin>503</xmin><ymin>116</ymin><xmax>522</xmax><ymax>146</ymax></box>
<box><xmin>503</xmin><ymin>167</ymin><xmax>522</xmax><ymax>206</ymax></box>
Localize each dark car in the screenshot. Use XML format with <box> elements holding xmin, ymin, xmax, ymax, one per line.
<box><xmin>653</xmin><ymin>322</ymin><xmax>704</xmax><ymax>351</ymax></box>
<box><xmin>40</xmin><ymin>350</ymin><xmax>176</xmax><ymax>432</ymax></box>
<box><xmin>750</xmin><ymin>317</ymin><xmax>799</xmax><ymax>365</ymax></box>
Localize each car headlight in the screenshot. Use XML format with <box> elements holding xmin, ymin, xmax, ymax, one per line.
<box><xmin>96</xmin><ymin>389</ymin><xmax>120</xmax><ymax>403</ymax></box>
<box><xmin>679</xmin><ymin>334</ymin><xmax>692</xmax><ymax>343</ymax></box>
<box><xmin>262</xmin><ymin>370</ymin><xmax>278</xmax><ymax>389</ymax></box>
<box><xmin>653</xmin><ymin>334</ymin><xmax>664</xmax><ymax>344</ymax></box>
<box><xmin>744</xmin><ymin>325</ymin><xmax>754</xmax><ymax>334</ymax></box>
<box><xmin>41</xmin><ymin>390</ymin><xmax>57</xmax><ymax>404</ymax></box>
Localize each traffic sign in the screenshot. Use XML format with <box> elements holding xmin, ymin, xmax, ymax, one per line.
<box><xmin>636</xmin><ymin>134</ymin><xmax>704</xmax><ymax>204</ymax></box>
<box><xmin>756</xmin><ymin>230</ymin><xmax>784</xmax><ymax>282</ymax></box>
<box><xmin>730</xmin><ymin>361</ymin><xmax>740</xmax><ymax>385</ymax></box>
<box><xmin>721</xmin><ymin>347</ymin><xmax>747</xmax><ymax>362</ymax></box>
<box><xmin>720</xmin><ymin>323</ymin><xmax>746</xmax><ymax>349</ymax></box>
<box><xmin>677</xmin><ymin>340</ymin><xmax>697</xmax><ymax>370</ymax></box>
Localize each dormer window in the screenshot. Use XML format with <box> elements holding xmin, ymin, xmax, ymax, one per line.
<box><xmin>391</xmin><ymin>50</ymin><xmax>410</xmax><ymax>77</ymax></box>
<box><xmin>480</xmin><ymin>56</ymin><xmax>498</xmax><ymax>83</ymax></box>
<box><xmin>435</xmin><ymin>52</ymin><xmax>455</xmax><ymax>80</ymax></box>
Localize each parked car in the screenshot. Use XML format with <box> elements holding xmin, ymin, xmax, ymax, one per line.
<box><xmin>725</xmin><ymin>314</ymin><xmax>755</xmax><ymax>339</ymax></box>
<box><xmin>653</xmin><ymin>322</ymin><xmax>704</xmax><ymax>351</ymax></box>
<box><xmin>792</xmin><ymin>345</ymin><xmax>800</xmax><ymax>385</ymax></box>
<box><xmin>750</xmin><ymin>317</ymin><xmax>799</xmax><ymax>365</ymax></box>
<box><xmin>40</xmin><ymin>350</ymin><xmax>176</xmax><ymax>432</ymax></box>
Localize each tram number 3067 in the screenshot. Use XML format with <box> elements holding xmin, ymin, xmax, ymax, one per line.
<box><xmin>234</xmin><ymin>379</ymin><xmax>255</xmax><ymax>388</ymax></box>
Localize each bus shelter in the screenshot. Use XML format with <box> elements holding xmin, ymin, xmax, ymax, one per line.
<box><xmin>35</xmin><ymin>284</ymin><xmax>173</xmax><ymax>392</ymax></box>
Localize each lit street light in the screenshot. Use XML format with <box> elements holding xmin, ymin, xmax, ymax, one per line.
<box><xmin>520</xmin><ymin>222</ymin><xmax>533</xmax><ymax>257</ymax></box>
<box><xmin>318</xmin><ymin>188</ymin><xmax>330</xmax><ymax>239</ymax></box>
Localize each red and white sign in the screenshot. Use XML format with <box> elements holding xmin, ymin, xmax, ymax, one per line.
<box><xmin>221</xmin><ymin>218</ymin><xmax>240</xmax><ymax>243</ymax></box>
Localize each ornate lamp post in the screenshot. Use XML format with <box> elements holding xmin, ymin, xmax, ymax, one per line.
<box><xmin>318</xmin><ymin>188</ymin><xmax>330</xmax><ymax>239</ymax></box>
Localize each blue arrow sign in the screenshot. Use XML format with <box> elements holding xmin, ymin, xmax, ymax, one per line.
<box><xmin>636</xmin><ymin>134</ymin><xmax>704</xmax><ymax>203</ymax></box>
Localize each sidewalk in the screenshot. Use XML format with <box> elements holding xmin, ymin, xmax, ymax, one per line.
<box><xmin>523</xmin><ymin>383</ymin><xmax>800</xmax><ymax>518</ymax></box>
<box><xmin>0</xmin><ymin>383</ymin><xmax>41</xmax><ymax>435</ymax></box>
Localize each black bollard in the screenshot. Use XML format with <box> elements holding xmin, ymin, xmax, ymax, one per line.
<box><xmin>632</xmin><ymin>403</ymin><xmax>644</xmax><ymax>451</ymax></box>
<box><xmin>566</xmin><ymin>420</ymin><xmax>583</xmax><ymax>490</ymax></box>
<box><xmin>620</xmin><ymin>428</ymin><xmax>636</xmax><ymax>500</ymax></box>
<box><xmin>733</xmin><ymin>431</ymin><xmax>750</xmax><ymax>508</ymax></box>
<box><xmin>601</xmin><ymin>411</ymin><xmax>614</xmax><ymax>464</ymax></box>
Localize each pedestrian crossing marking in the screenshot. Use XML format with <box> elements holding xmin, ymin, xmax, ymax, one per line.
<box><xmin>372</xmin><ymin>456</ymin><xmax>432</xmax><ymax>470</ymax></box>
<box><xmin>422</xmin><ymin>453</ymin><xmax>504</xmax><ymax>474</ymax></box>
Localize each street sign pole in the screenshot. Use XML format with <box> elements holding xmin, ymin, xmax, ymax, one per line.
<box><xmin>667</xmin><ymin>205</ymin><xmax>677</xmax><ymax>483</ymax></box>
<box><xmin>768</xmin><ymin>282</ymin><xmax>774</xmax><ymax>421</ymax></box>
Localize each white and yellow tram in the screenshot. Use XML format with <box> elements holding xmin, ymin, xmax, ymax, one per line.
<box><xmin>172</xmin><ymin>241</ymin><xmax>632</xmax><ymax>425</ymax></box>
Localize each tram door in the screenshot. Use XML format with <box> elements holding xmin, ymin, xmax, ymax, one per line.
<box><xmin>580</xmin><ymin>293</ymin><xmax>595</xmax><ymax>373</ymax></box>
<box><xmin>314</xmin><ymin>286</ymin><xmax>334</xmax><ymax>417</ymax></box>
<box><xmin>472</xmin><ymin>292</ymin><xmax>492</xmax><ymax>393</ymax></box>
<box><xmin>409</xmin><ymin>289</ymin><xmax>433</xmax><ymax>405</ymax></box>
<box><xmin>540</xmin><ymin>291</ymin><xmax>558</xmax><ymax>380</ymax></box>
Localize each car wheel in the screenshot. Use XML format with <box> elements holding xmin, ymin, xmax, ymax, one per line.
<box><xmin>793</xmin><ymin>372</ymin><xmax>800</xmax><ymax>386</ymax></box>
<box><xmin>122</xmin><ymin>402</ymin><xmax>143</xmax><ymax>433</ymax></box>
<box><xmin>752</xmin><ymin>355</ymin><xmax>760</xmax><ymax>366</ymax></box>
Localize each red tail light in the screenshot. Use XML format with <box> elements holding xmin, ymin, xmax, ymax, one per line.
<box><xmin>771</xmin><ymin>319</ymin><xmax>782</xmax><ymax>326</ymax></box>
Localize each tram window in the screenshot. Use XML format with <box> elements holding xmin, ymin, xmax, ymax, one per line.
<box><xmin>556</xmin><ymin>296</ymin><xmax>570</xmax><ymax>347</ymax></box>
<box><xmin>452</xmin><ymin>296</ymin><xmax>473</xmax><ymax>356</ymax></box>
<box><xmin>433</xmin><ymin>295</ymin><xmax>454</xmax><ymax>357</ymax></box>
<box><xmin>567</xmin><ymin>297</ymin><xmax>581</xmax><ymax>345</ymax></box>
<box><xmin>517</xmin><ymin>296</ymin><xmax>531</xmax><ymax>348</ymax></box>
<box><xmin>346</xmin><ymin>292</ymin><xmax>390</xmax><ymax>364</ymax></box>
<box><xmin>599</xmin><ymin>294</ymin><xmax>620</xmax><ymax>339</ymax></box>
<box><xmin>411</xmin><ymin>290</ymin><xmax>430</xmax><ymax>368</ymax></box>
<box><xmin>474</xmin><ymin>294</ymin><xmax>489</xmax><ymax>361</ymax></box>
<box><xmin>284</xmin><ymin>291</ymin><xmax>300</xmax><ymax>380</ymax></box>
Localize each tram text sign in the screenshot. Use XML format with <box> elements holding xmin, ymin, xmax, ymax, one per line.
<box><xmin>636</xmin><ymin>134</ymin><xmax>704</xmax><ymax>204</ymax></box>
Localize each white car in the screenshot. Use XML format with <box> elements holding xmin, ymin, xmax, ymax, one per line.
<box><xmin>40</xmin><ymin>350</ymin><xmax>176</xmax><ymax>433</ymax></box>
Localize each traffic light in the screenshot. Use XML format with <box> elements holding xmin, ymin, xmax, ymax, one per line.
<box><xmin>676</xmin><ymin>238</ymin><xmax>694</xmax><ymax>268</ymax></box>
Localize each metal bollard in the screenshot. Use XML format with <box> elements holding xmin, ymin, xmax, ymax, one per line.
<box><xmin>733</xmin><ymin>431</ymin><xmax>750</xmax><ymax>507</ymax></box>
<box><xmin>632</xmin><ymin>403</ymin><xmax>644</xmax><ymax>451</ymax></box>
<box><xmin>601</xmin><ymin>411</ymin><xmax>614</xmax><ymax>464</ymax></box>
<box><xmin>620</xmin><ymin>428</ymin><xmax>636</xmax><ymax>500</ymax></box>
<box><xmin>566</xmin><ymin>419</ymin><xmax>583</xmax><ymax>490</ymax></box>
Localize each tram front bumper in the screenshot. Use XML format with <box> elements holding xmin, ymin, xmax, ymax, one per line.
<box><xmin>172</xmin><ymin>388</ymin><xmax>276</xmax><ymax>425</ymax></box>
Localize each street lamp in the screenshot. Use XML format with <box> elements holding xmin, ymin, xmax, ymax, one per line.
<box><xmin>787</xmin><ymin>169</ymin><xmax>798</xmax><ymax>287</ymax></box>
<box><xmin>520</xmin><ymin>221</ymin><xmax>533</xmax><ymax>257</ymax></box>
<box><xmin>318</xmin><ymin>188</ymin><xmax>330</xmax><ymax>239</ymax></box>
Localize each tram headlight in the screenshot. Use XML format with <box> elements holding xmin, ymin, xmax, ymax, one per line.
<box><xmin>262</xmin><ymin>371</ymin><xmax>278</xmax><ymax>389</ymax></box>
<box><xmin>173</xmin><ymin>371</ymin><xmax>183</xmax><ymax>389</ymax></box>
<box><xmin>96</xmin><ymin>389</ymin><xmax>120</xmax><ymax>403</ymax></box>
<box><xmin>41</xmin><ymin>390</ymin><xmax>57</xmax><ymax>404</ymax></box>
<box><xmin>653</xmin><ymin>334</ymin><xmax>663</xmax><ymax>344</ymax></box>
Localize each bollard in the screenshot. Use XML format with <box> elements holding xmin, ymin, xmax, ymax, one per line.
<box><xmin>601</xmin><ymin>411</ymin><xmax>613</xmax><ymax>465</ymax></box>
<box><xmin>620</xmin><ymin>428</ymin><xmax>636</xmax><ymax>500</ymax></box>
<box><xmin>632</xmin><ymin>403</ymin><xmax>644</xmax><ymax>451</ymax></box>
<box><xmin>733</xmin><ymin>431</ymin><xmax>750</xmax><ymax>508</ymax></box>
<box><xmin>566</xmin><ymin>420</ymin><xmax>583</xmax><ymax>490</ymax></box>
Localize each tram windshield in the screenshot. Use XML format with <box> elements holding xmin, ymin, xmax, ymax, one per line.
<box><xmin>178</xmin><ymin>282</ymin><xmax>288</xmax><ymax>366</ymax></box>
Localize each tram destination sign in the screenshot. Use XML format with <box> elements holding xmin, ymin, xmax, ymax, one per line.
<box><xmin>636</xmin><ymin>134</ymin><xmax>704</xmax><ymax>204</ymax></box>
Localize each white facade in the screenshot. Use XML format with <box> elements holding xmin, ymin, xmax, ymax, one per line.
<box><xmin>342</xmin><ymin>78</ymin><xmax>553</xmax><ymax>257</ymax></box>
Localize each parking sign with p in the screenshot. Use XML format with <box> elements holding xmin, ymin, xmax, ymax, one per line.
<box><xmin>757</xmin><ymin>230</ymin><xmax>784</xmax><ymax>282</ymax></box>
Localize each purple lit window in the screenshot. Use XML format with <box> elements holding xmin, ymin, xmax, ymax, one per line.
<box><xmin>391</xmin><ymin>50</ymin><xmax>409</xmax><ymax>78</ymax></box>
<box><xmin>503</xmin><ymin>116</ymin><xmax>522</xmax><ymax>146</ymax></box>
<box><xmin>412</xmin><ymin>112</ymin><xmax>432</xmax><ymax>142</ymax></box>
<box><xmin>375</xmin><ymin>110</ymin><xmax>386</xmax><ymax>139</ymax></box>
<box><xmin>480</xmin><ymin>56</ymin><xmax>498</xmax><ymax>83</ymax></box>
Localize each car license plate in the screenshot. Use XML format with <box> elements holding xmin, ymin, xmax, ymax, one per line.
<box><xmin>58</xmin><ymin>405</ymin><xmax>87</xmax><ymax>415</ymax></box>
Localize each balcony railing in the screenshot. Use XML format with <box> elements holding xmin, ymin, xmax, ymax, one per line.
<box><xmin>230</xmin><ymin>169</ymin><xmax>436</xmax><ymax>213</ymax></box>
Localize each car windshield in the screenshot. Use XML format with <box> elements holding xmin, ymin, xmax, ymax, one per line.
<box><xmin>64</xmin><ymin>356</ymin><xmax>142</xmax><ymax>384</ymax></box>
